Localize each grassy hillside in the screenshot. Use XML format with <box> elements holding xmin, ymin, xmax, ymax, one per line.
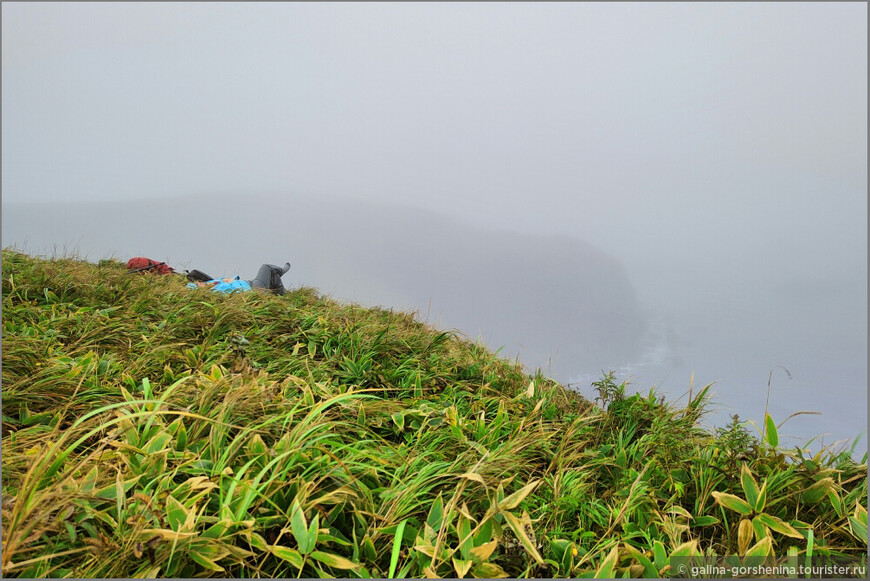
<box><xmin>1</xmin><ymin>249</ymin><xmax>866</xmax><ymax>578</ymax></box>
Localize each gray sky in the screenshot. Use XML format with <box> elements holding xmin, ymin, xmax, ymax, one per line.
<box><xmin>2</xmin><ymin>2</ymin><xmax>867</xmax><ymax>452</ymax></box>
<box><xmin>2</xmin><ymin>3</ymin><xmax>866</xmax><ymax>284</ymax></box>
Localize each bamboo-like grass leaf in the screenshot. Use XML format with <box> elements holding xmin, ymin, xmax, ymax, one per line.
<box><xmin>290</xmin><ymin>501</ymin><xmax>312</xmax><ymax>554</ymax></box>
<box><xmin>361</xmin><ymin>535</ymin><xmax>377</xmax><ymax>561</ymax></box>
<box><xmin>754</xmin><ymin>480</ymin><xmax>768</xmax><ymax>513</ymax></box>
<box><xmin>271</xmin><ymin>545</ymin><xmax>304</xmax><ymax>569</ymax></box>
<box><xmin>801</xmin><ymin>477</ymin><xmax>835</xmax><ymax>504</ymax></box>
<box><xmin>740</xmin><ymin>464</ymin><xmax>760</xmax><ymax>510</ymax></box>
<box><xmin>744</xmin><ymin>536</ymin><xmax>773</xmax><ymax>558</ymax></box>
<box><xmin>652</xmin><ymin>540</ymin><xmax>667</xmax><ymax>571</ymax></box>
<box><xmin>738</xmin><ymin>518</ymin><xmax>754</xmax><ymax>554</ymax></box>
<box><xmin>174</xmin><ymin>421</ymin><xmax>188</xmax><ymax>451</ymax></box>
<box><xmin>460</xmin><ymin>472</ymin><xmax>485</xmax><ymax>485</ymax></box>
<box><xmin>669</xmin><ymin>540</ymin><xmax>698</xmax><ymax>557</ymax></box>
<box><xmin>498</xmin><ymin>479</ymin><xmax>540</xmax><ymax>512</ymax></box>
<box><xmin>220</xmin><ymin>456</ymin><xmax>262</xmax><ymax>518</ymax></box>
<box><xmin>93</xmin><ymin>474</ymin><xmax>142</xmax><ymax>500</ymax></box>
<box><xmin>200</xmin><ymin>520</ymin><xmax>230</xmax><ymax>540</ymax></box>
<box><xmin>142</xmin><ymin>430</ymin><xmax>172</xmax><ymax>455</ymax></box>
<box><xmin>453</xmin><ymin>557</ymin><xmax>473</xmax><ymax>578</ymax></box>
<box><xmin>751</xmin><ymin>515</ymin><xmax>770</xmax><ymax>543</ymax></box>
<box><xmin>246</xmin><ymin>434</ymin><xmax>268</xmax><ymax>458</ymax></box>
<box><xmin>469</xmin><ymin>539</ymin><xmax>498</xmax><ymax>563</ymax></box>
<box><xmin>755</xmin><ymin>513</ymin><xmax>803</xmax><ymax>539</ymax></box>
<box><xmin>413</xmin><ymin>541</ymin><xmax>436</xmax><ymax>558</ymax></box>
<box><xmin>764</xmin><ymin>413</ymin><xmax>778</xmax><ymax>448</ymax></box>
<box><xmin>848</xmin><ymin>504</ymin><xmax>867</xmax><ymax>542</ymax></box>
<box><xmin>502</xmin><ymin>511</ymin><xmax>544</xmax><ymax>565</ymax></box>
<box><xmin>133</xmin><ymin>565</ymin><xmax>162</xmax><ymax>578</ymax></box>
<box><xmin>458</xmin><ymin>514</ymin><xmax>473</xmax><ymax>560</ymax></box>
<box><xmin>827</xmin><ymin>490</ymin><xmax>844</xmax><ymax>519</ymax></box>
<box><xmin>188</xmin><ymin>552</ymin><xmax>225</xmax><ymax>572</ymax></box>
<box><xmin>397</xmin><ymin>560</ymin><xmax>415</xmax><ymax>579</ymax></box>
<box><xmin>210</xmin><ymin>364</ymin><xmax>224</xmax><ymax>380</ymax></box>
<box><xmin>247</xmin><ymin>532</ymin><xmax>269</xmax><ymax>551</ymax></box>
<box><xmin>139</xmin><ymin>528</ymin><xmax>197</xmax><ymax>542</ymax></box>
<box><xmin>306</xmin><ymin>513</ymin><xmax>320</xmax><ymax>553</ymax></box>
<box><xmin>806</xmin><ymin>527</ymin><xmax>814</xmax><ymax>560</ymax></box>
<box><xmin>624</xmin><ymin>543</ymin><xmax>659</xmax><ymax>579</ymax></box>
<box><xmin>848</xmin><ymin>516</ymin><xmax>868</xmax><ymax>542</ymax></box>
<box><xmin>388</xmin><ymin>519</ymin><xmax>407</xmax><ymax>579</ymax></box>
<box><xmin>460</xmin><ymin>505</ymin><xmax>482</xmax><ymax>533</ymax></box>
<box><xmin>593</xmin><ymin>544</ymin><xmax>619</xmax><ymax>579</ymax></box>
<box><xmin>473</xmin><ymin>518</ymin><xmax>493</xmax><ymax>546</ymax></box>
<box><xmin>427</xmin><ymin>494</ymin><xmax>444</xmax><ymax>529</ymax></box>
<box><xmin>189</xmin><ymin>543</ymin><xmax>230</xmax><ymax>572</ymax></box>
<box><xmin>471</xmin><ymin>562</ymin><xmax>510</xmax><ymax>578</ymax></box>
<box><xmin>711</xmin><ymin>491</ymin><xmax>753</xmax><ymax>515</ymax></box>
<box><xmin>165</xmin><ymin>495</ymin><xmax>189</xmax><ymax>530</ymax></box>
<box><xmin>310</xmin><ymin>550</ymin><xmax>360</xmax><ymax>570</ymax></box>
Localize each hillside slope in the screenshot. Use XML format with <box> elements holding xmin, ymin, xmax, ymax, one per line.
<box><xmin>1</xmin><ymin>192</ymin><xmax>646</xmax><ymax>383</ymax></box>
<box><xmin>1</xmin><ymin>250</ymin><xmax>866</xmax><ymax>578</ymax></box>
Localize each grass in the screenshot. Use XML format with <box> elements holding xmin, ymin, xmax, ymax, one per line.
<box><xmin>2</xmin><ymin>248</ymin><xmax>867</xmax><ymax>578</ymax></box>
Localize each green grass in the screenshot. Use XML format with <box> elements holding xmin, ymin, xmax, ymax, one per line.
<box><xmin>2</xmin><ymin>248</ymin><xmax>867</xmax><ymax>578</ymax></box>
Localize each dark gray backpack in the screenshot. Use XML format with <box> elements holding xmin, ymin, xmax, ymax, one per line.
<box><xmin>185</xmin><ymin>269</ymin><xmax>214</xmax><ymax>283</ymax></box>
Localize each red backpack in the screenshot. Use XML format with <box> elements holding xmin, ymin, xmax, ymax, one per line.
<box><xmin>126</xmin><ymin>257</ymin><xmax>175</xmax><ymax>275</ymax></box>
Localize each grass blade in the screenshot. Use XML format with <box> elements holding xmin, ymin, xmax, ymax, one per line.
<box><xmin>389</xmin><ymin>519</ymin><xmax>408</xmax><ymax>578</ymax></box>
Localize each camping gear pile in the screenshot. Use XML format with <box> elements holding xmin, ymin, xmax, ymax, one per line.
<box><xmin>126</xmin><ymin>256</ymin><xmax>290</xmax><ymax>295</ymax></box>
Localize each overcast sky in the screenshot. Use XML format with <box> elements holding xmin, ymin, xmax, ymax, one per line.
<box><xmin>3</xmin><ymin>3</ymin><xmax>866</xmax><ymax>281</ymax></box>
<box><xmin>2</xmin><ymin>2</ymin><xmax>867</xmax><ymax>451</ymax></box>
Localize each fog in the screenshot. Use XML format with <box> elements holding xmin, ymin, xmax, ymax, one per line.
<box><xmin>2</xmin><ymin>3</ymin><xmax>866</xmax><ymax>454</ymax></box>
